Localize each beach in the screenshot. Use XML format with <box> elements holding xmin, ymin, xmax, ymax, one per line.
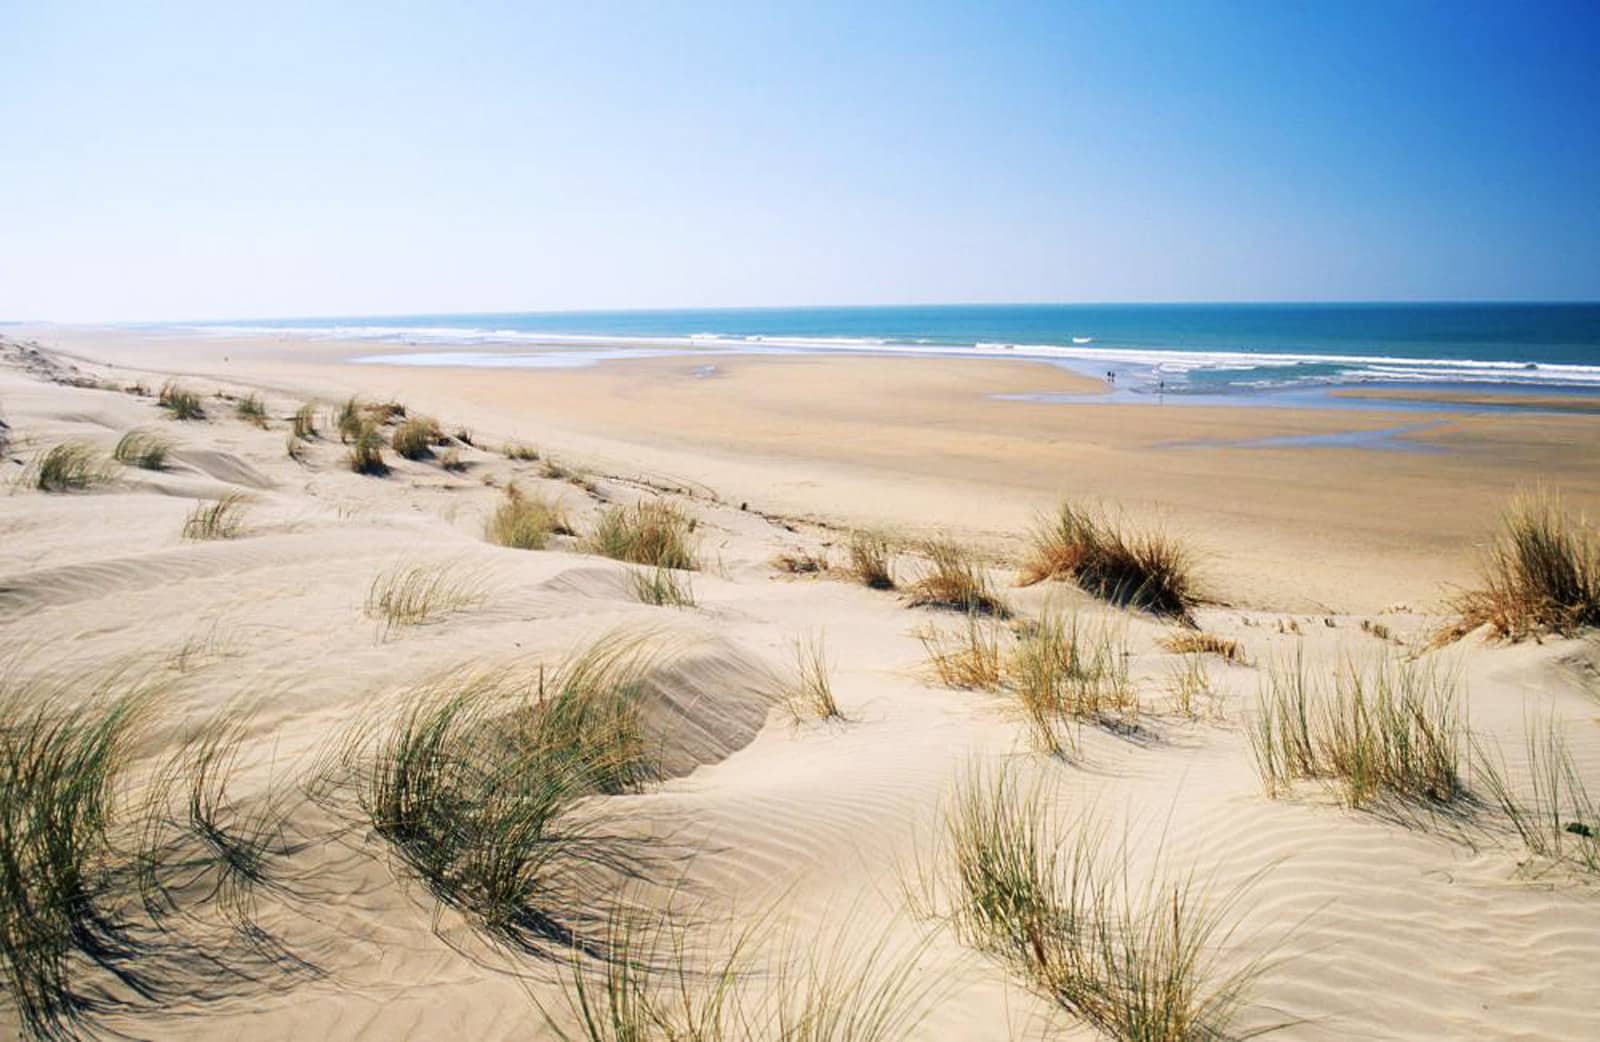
<box><xmin>28</xmin><ymin>324</ymin><xmax>1600</xmax><ymax>611</ymax></box>
<box><xmin>3</xmin><ymin>325</ymin><xmax>1600</xmax><ymax>1042</ymax></box>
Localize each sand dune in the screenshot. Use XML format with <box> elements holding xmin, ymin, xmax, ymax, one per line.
<box><xmin>2</xmin><ymin>333</ymin><xmax>1599</xmax><ymax>1041</ymax></box>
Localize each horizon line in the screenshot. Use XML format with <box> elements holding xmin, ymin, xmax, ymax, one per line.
<box><xmin>8</xmin><ymin>297</ymin><xmax>1600</xmax><ymax>327</ymax></box>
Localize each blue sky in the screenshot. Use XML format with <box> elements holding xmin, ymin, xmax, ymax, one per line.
<box><xmin>1</xmin><ymin>1</ymin><xmax>1597</xmax><ymax>321</ymax></box>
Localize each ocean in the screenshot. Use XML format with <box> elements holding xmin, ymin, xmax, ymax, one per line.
<box><xmin>170</xmin><ymin>302</ymin><xmax>1600</xmax><ymax>396</ymax></box>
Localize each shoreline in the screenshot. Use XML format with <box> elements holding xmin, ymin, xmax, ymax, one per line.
<box><xmin>12</xmin><ymin>325</ymin><xmax>1600</xmax><ymax>613</ymax></box>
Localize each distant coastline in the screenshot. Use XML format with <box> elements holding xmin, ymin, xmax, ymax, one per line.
<box><xmin>140</xmin><ymin>302</ymin><xmax>1600</xmax><ymax>395</ymax></box>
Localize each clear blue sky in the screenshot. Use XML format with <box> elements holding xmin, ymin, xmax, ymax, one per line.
<box><xmin>2</xmin><ymin>1</ymin><xmax>1597</xmax><ymax>321</ymax></box>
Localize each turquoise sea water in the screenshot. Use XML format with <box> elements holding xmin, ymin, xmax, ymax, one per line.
<box><xmin>171</xmin><ymin>302</ymin><xmax>1600</xmax><ymax>396</ymax></box>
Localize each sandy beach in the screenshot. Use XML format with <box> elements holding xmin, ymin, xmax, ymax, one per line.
<box><xmin>29</xmin><ymin>325</ymin><xmax>1600</xmax><ymax>613</ymax></box>
<box><xmin>3</xmin><ymin>327</ymin><xmax>1599</xmax><ymax>1042</ymax></box>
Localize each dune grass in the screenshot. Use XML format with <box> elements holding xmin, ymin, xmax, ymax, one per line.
<box><xmin>28</xmin><ymin>442</ymin><xmax>112</xmax><ymax>492</ymax></box>
<box><xmin>392</xmin><ymin>416</ymin><xmax>443</xmax><ymax>460</ymax></box>
<box><xmin>346</xmin><ymin>419</ymin><xmax>389</xmax><ymax>476</ymax></box>
<box><xmin>1020</xmin><ymin>501</ymin><xmax>1198</xmax><ymax>620</ymax></box>
<box><xmin>336</xmin><ymin>397</ymin><xmax>363</xmax><ymax>443</ymax></box>
<box><xmin>1165</xmin><ymin>653</ymin><xmax>1215</xmax><ymax>721</ymax></box>
<box><xmin>486</xmin><ymin>484</ymin><xmax>574</xmax><ymax>550</ymax></box>
<box><xmin>350</xmin><ymin>636</ymin><xmax>662</xmax><ymax>950</ymax></box>
<box><xmin>182</xmin><ymin>493</ymin><xmax>248</xmax><ymax>540</ymax></box>
<box><xmin>906</xmin><ymin>539</ymin><xmax>1009</xmax><ymax>617</ymax></box>
<box><xmin>1006</xmin><ymin>610</ymin><xmax>1134</xmax><ymax>756</ymax></box>
<box><xmin>1247</xmin><ymin>650</ymin><xmax>1465</xmax><ymax>810</ymax></box>
<box><xmin>1159</xmin><ymin>631</ymin><xmax>1244</xmax><ymax>664</ymax></box>
<box><xmin>0</xmin><ymin>675</ymin><xmax>297</xmax><ymax>1041</ymax></box>
<box><xmin>291</xmin><ymin>402</ymin><xmax>318</xmax><ymax>439</ymax></box>
<box><xmin>916</xmin><ymin>610</ymin><xmax>1133</xmax><ymax>753</ymax></box>
<box><xmin>1476</xmin><ymin>715</ymin><xmax>1600</xmax><ymax>875</ymax></box>
<box><xmin>140</xmin><ymin>709</ymin><xmax>297</xmax><ymax>929</ymax></box>
<box><xmin>772</xmin><ymin>549</ymin><xmax>829</xmax><ymax>575</ymax></box>
<box><xmin>629</xmin><ymin>565</ymin><xmax>696</xmax><ymax>608</ymax></box>
<box><xmin>1440</xmin><ymin>488</ymin><xmax>1600</xmax><ymax>643</ymax></box>
<box><xmin>911</xmin><ymin>765</ymin><xmax>1275</xmax><ymax>1042</ymax></box>
<box><xmin>778</xmin><ymin>634</ymin><xmax>844</xmax><ymax>723</ymax></box>
<box><xmin>916</xmin><ymin>614</ymin><xmax>1005</xmax><ymax>690</ymax></box>
<box><xmin>848</xmin><ymin>530</ymin><xmax>897</xmax><ymax>590</ymax></box>
<box><xmin>505</xmin><ymin>441</ymin><xmax>540</xmax><ymax>461</ymax></box>
<box><xmin>234</xmin><ymin>394</ymin><xmax>268</xmax><ymax>427</ymax></box>
<box><xmin>438</xmin><ymin>447</ymin><xmax>466</xmax><ymax>472</ymax></box>
<box><xmin>112</xmin><ymin>429</ymin><xmax>173</xmax><ymax>470</ymax></box>
<box><xmin>585</xmin><ymin>500</ymin><xmax>698</xmax><ymax>571</ymax></box>
<box><xmin>366</xmin><ymin>400</ymin><xmax>407</xmax><ymax>423</ymax></box>
<box><xmin>158</xmin><ymin>381</ymin><xmax>205</xmax><ymax>420</ymax></box>
<box><xmin>0</xmin><ymin>680</ymin><xmax>147</xmax><ymax>1040</ymax></box>
<box><xmin>546</xmin><ymin>905</ymin><xmax>934</xmax><ymax>1042</ymax></box>
<box><xmin>365</xmin><ymin>561</ymin><xmax>485</xmax><ymax>638</ymax></box>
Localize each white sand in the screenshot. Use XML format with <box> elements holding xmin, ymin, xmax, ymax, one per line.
<box><xmin>2</xmin><ymin>333</ymin><xmax>1598</xmax><ymax>1041</ymax></box>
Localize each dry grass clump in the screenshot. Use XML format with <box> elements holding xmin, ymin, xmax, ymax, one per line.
<box><xmin>1476</xmin><ymin>715</ymin><xmax>1600</xmax><ymax>875</ymax></box>
<box><xmin>629</xmin><ymin>566</ymin><xmax>696</xmax><ymax>608</ymax></box>
<box><xmin>1158</xmin><ymin>631</ymin><xmax>1244</xmax><ymax>664</ymax></box>
<box><xmin>585</xmin><ymin>500</ymin><xmax>698</xmax><ymax>571</ymax></box>
<box><xmin>1360</xmin><ymin>619</ymin><xmax>1394</xmax><ymax>642</ymax></box>
<box><xmin>349</xmin><ymin>636</ymin><xmax>661</xmax><ymax>950</ymax></box>
<box><xmin>848</xmin><ymin>530</ymin><xmax>897</xmax><ymax>590</ymax></box>
<box><xmin>365</xmin><ymin>400</ymin><xmax>407</xmax><ymax>424</ymax></box>
<box><xmin>546</xmin><ymin>907</ymin><xmax>933</xmax><ymax>1042</ymax></box>
<box><xmin>910</xmin><ymin>766</ymin><xmax>1274</xmax><ymax>1042</ymax></box>
<box><xmin>112</xmin><ymin>429</ymin><xmax>173</xmax><ymax>470</ymax></box>
<box><xmin>438</xmin><ymin>447</ymin><xmax>466</xmax><ymax>472</ymax></box>
<box><xmin>1166</xmin><ymin>654</ymin><xmax>1216</xmax><ymax>721</ymax></box>
<box><xmin>538</xmin><ymin>459</ymin><xmax>599</xmax><ymax>495</ymax></box>
<box><xmin>365</xmin><ymin>561</ymin><xmax>485</xmax><ymax>638</ymax></box>
<box><xmin>0</xmin><ymin>675</ymin><xmax>298</xmax><ymax>1041</ymax></box>
<box><xmin>907</xmin><ymin>540</ymin><xmax>1009</xmax><ymax>617</ymax></box>
<box><xmin>486</xmin><ymin>484</ymin><xmax>574</xmax><ymax>550</ymax></box>
<box><xmin>505</xmin><ymin>441</ymin><xmax>540</xmax><ymax>461</ymax></box>
<box><xmin>778</xmin><ymin>634</ymin><xmax>844</xmax><ymax>723</ymax></box>
<box><xmin>1020</xmin><ymin>501</ymin><xmax>1197</xmax><ymax>620</ymax></box>
<box><xmin>392</xmin><ymin>416</ymin><xmax>444</xmax><ymax>460</ymax></box>
<box><xmin>772</xmin><ymin>548</ymin><xmax>829</xmax><ymax>575</ymax></box>
<box><xmin>1247</xmin><ymin>650</ymin><xmax>1465</xmax><ymax>810</ymax></box>
<box><xmin>158</xmin><ymin>381</ymin><xmax>205</xmax><ymax>420</ymax></box>
<box><xmin>347</xmin><ymin>420</ymin><xmax>389</xmax><ymax>475</ymax></box>
<box><xmin>917</xmin><ymin>610</ymin><xmax>1133</xmax><ymax>754</ymax></box>
<box><xmin>234</xmin><ymin>394</ymin><xmax>268</xmax><ymax>427</ymax></box>
<box><xmin>1440</xmin><ymin>488</ymin><xmax>1600</xmax><ymax>643</ymax></box>
<box><xmin>290</xmin><ymin>402</ymin><xmax>317</xmax><ymax>439</ymax></box>
<box><xmin>182</xmin><ymin>493</ymin><xmax>248</xmax><ymax>540</ymax></box>
<box><xmin>1006</xmin><ymin>611</ymin><xmax>1134</xmax><ymax>756</ymax></box>
<box><xmin>28</xmin><ymin>442</ymin><xmax>112</xmax><ymax>491</ymax></box>
<box><xmin>336</xmin><ymin>397</ymin><xmax>363</xmax><ymax>442</ymax></box>
<box><xmin>916</xmin><ymin>614</ymin><xmax>1005</xmax><ymax>690</ymax></box>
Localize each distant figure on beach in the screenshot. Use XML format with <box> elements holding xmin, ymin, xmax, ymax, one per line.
<box><xmin>1105</xmin><ymin>370</ymin><xmax>1116</xmax><ymax>385</ymax></box>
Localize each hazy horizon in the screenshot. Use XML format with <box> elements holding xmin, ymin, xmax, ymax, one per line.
<box><xmin>8</xmin><ymin>298</ymin><xmax>1600</xmax><ymax>330</ymax></box>
<box><xmin>4</xmin><ymin>2</ymin><xmax>1598</xmax><ymax>322</ymax></box>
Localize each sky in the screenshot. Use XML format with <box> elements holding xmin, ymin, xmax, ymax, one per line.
<box><xmin>1</xmin><ymin>1</ymin><xmax>1598</xmax><ymax>322</ymax></box>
